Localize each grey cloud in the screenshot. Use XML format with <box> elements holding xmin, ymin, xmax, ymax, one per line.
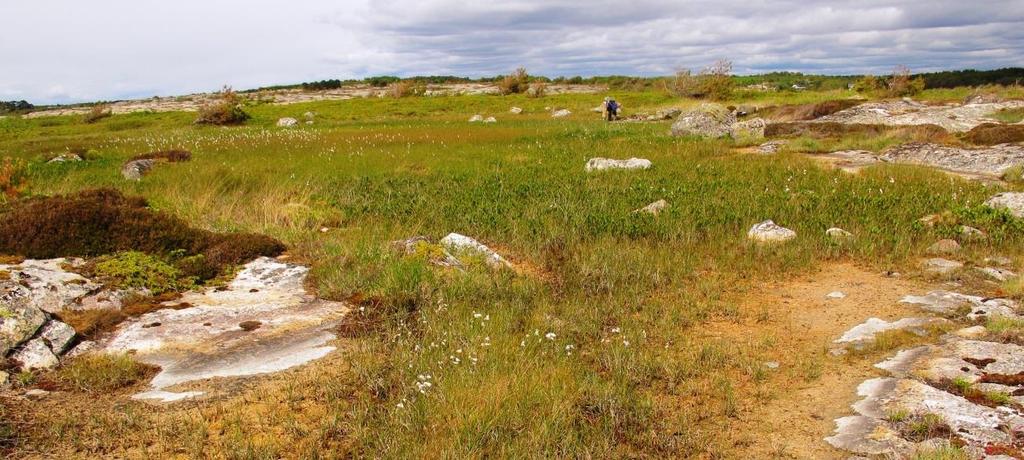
<box><xmin>2</xmin><ymin>1</ymin><xmax>1022</xmax><ymax>104</ymax></box>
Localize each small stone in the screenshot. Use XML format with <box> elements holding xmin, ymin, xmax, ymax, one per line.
<box><xmin>757</xmin><ymin>140</ymin><xmax>786</xmax><ymax>154</ymax></box>
<box><xmin>468</xmin><ymin>114</ymin><xmax>483</xmax><ymax>122</ymax></box>
<box><xmin>926</xmin><ymin>239</ymin><xmax>961</xmax><ymax>255</ymax></box>
<box><xmin>918</xmin><ymin>214</ymin><xmax>942</xmax><ymax>227</ymax></box>
<box><xmin>483</xmin><ymin>117</ymin><xmax>497</xmax><ymax>123</ymax></box>
<box><xmin>923</xmin><ymin>258</ymin><xmax>963</xmax><ymax>274</ymax></box>
<box><xmin>303</xmin><ymin>111</ymin><xmax>315</xmax><ymax>121</ymax></box>
<box><xmin>12</xmin><ymin>338</ymin><xmax>59</xmax><ymax>370</ymax></box>
<box><xmin>634</xmin><ymin>199</ymin><xmax>668</xmax><ymax>216</ymax></box>
<box><xmin>747</xmin><ymin>220</ymin><xmax>796</xmax><ymax>244</ymax></box>
<box><xmin>827</xmin><ymin>291</ymin><xmax>847</xmax><ymax>299</ymax></box>
<box><xmin>47</xmin><ymin>153</ymin><xmax>83</xmax><ymax>163</ymax></box>
<box><xmin>0</xmin><ymin>371</ymin><xmax>8</xmax><ymax>386</ymax></box>
<box><xmin>985</xmin><ymin>255</ymin><xmax>1013</xmax><ymax>266</ymax></box>
<box><xmin>977</xmin><ymin>267</ymin><xmax>1017</xmax><ymax>282</ymax></box>
<box><xmin>39</xmin><ymin>320</ymin><xmax>76</xmax><ymax>354</ymax></box>
<box><xmin>985</xmin><ymin>192</ymin><xmax>1024</xmax><ymax>219</ymax></box>
<box><xmin>826</xmin><ymin>227</ymin><xmax>853</xmax><ymax>240</ymax></box>
<box><xmin>552</xmin><ymin>109</ymin><xmax>571</xmax><ymax>118</ymax></box>
<box><xmin>585</xmin><ymin>158</ymin><xmax>652</xmax><ymax>172</ymax></box>
<box><xmin>121</xmin><ymin>159</ymin><xmax>155</xmax><ymax>181</ymax></box>
<box><xmin>764</xmin><ymin>361</ymin><xmax>780</xmax><ymax>370</ymax></box>
<box><xmin>509</xmin><ymin>107</ymin><xmax>522</xmax><ymax>114</ymax></box>
<box><xmin>25</xmin><ymin>389</ymin><xmax>50</xmax><ymax>400</ymax></box>
<box><xmin>276</xmin><ymin>117</ymin><xmax>298</xmax><ymax>127</ymax></box>
<box><xmin>239</xmin><ymin>320</ymin><xmax>262</xmax><ymax>331</ymax></box>
<box><xmin>959</xmin><ymin>225</ymin><xmax>986</xmax><ymax>241</ymax></box>
<box><xmin>319</xmin><ymin>227</ymin><xmax>329</xmax><ymax>233</ymax></box>
<box><xmin>954</xmin><ymin>325</ymin><xmax>988</xmax><ymax>338</ymax></box>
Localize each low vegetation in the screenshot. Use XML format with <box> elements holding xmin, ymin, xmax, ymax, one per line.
<box><xmin>194</xmin><ymin>86</ymin><xmax>250</xmax><ymax>125</ymax></box>
<box><xmin>82</xmin><ymin>104</ymin><xmax>112</xmax><ymax>124</ymax></box>
<box><xmin>991</xmin><ymin>107</ymin><xmax>1024</xmax><ymax>124</ymax></box>
<box><xmin>1</xmin><ymin>80</ymin><xmax>1024</xmax><ymax>458</ymax></box>
<box><xmin>962</xmin><ymin>123</ymin><xmax>1024</xmax><ymax>145</ymax></box>
<box><xmin>50</xmin><ymin>354</ymin><xmax>156</xmax><ymax>392</ymax></box>
<box><xmin>498</xmin><ymin>67</ymin><xmax>531</xmax><ymax>95</ymax></box>
<box><xmin>0</xmin><ymin>188</ymin><xmax>284</xmax><ymax>281</ymax></box>
<box><xmin>667</xmin><ymin>59</ymin><xmax>735</xmax><ymax>100</ymax></box>
<box><xmin>0</xmin><ymin>157</ymin><xmax>27</xmax><ymax>203</ymax></box>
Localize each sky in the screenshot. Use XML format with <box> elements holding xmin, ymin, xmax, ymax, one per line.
<box><xmin>2</xmin><ymin>0</ymin><xmax>1023</xmax><ymax>104</ymax></box>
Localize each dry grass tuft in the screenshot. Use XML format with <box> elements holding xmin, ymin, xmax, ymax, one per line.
<box><xmin>51</xmin><ymin>353</ymin><xmax>157</xmax><ymax>392</ymax></box>
<box><xmin>962</xmin><ymin>123</ymin><xmax>1024</xmax><ymax>146</ymax></box>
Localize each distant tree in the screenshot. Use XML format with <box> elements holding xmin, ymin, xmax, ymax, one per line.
<box><xmin>498</xmin><ymin>68</ymin><xmax>530</xmax><ymax>95</ymax></box>
<box><xmin>195</xmin><ymin>86</ymin><xmax>250</xmax><ymax>125</ymax></box>
<box><xmin>0</xmin><ymin>100</ymin><xmax>34</xmax><ymax>114</ymax></box>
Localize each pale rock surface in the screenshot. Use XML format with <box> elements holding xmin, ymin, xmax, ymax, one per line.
<box><xmin>816</xmin><ymin>99</ymin><xmax>1024</xmax><ymax>132</ymax></box>
<box><xmin>634</xmin><ymin>199</ymin><xmax>668</xmax><ymax>216</ymax></box>
<box><xmin>509</xmin><ymin>107</ymin><xmax>523</xmax><ymax>114</ymax></box>
<box><xmin>926</xmin><ymin>239</ymin><xmax>961</xmax><ymax>255</ymax></box>
<box><xmin>747</xmin><ymin>220</ymin><xmax>796</xmax><ymax>243</ymax></box>
<box><xmin>439</xmin><ymin>233</ymin><xmax>512</xmax><ymax>270</ymax></box>
<box><xmin>0</xmin><ymin>284</ymin><xmax>46</xmax><ymax>355</ymax></box>
<box><xmin>670</xmin><ymin>103</ymin><xmax>736</xmax><ymax>138</ymax></box>
<box><xmin>585</xmin><ymin>157</ymin><xmax>652</xmax><ymax>172</ymax></box>
<box><xmin>901</xmin><ymin>290</ymin><xmax>1019</xmax><ymax>321</ymax></box>
<box><xmin>276</xmin><ymin>117</ymin><xmax>298</xmax><ymax>127</ymax></box>
<box><xmin>0</xmin><ymin>258</ymin><xmax>99</xmax><ymax>314</ymax></box>
<box><xmin>100</xmin><ymin>257</ymin><xmax>349</xmax><ymax>402</ymax></box>
<box><xmin>922</xmin><ymin>258</ymin><xmax>963</xmax><ymax>274</ymax></box>
<box><xmin>121</xmin><ymin>159</ymin><xmax>155</xmax><ymax>180</ymax></box>
<box><xmin>552</xmin><ymin>109</ymin><xmax>572</xmax><ymax>118</ymax></box>
<box><xmin>833</xmin><ymin>317</ymin><xmax>945</xmax><ymax>350</ymax></box>
<box><xmin>729</xmin><ymin>117</ymin><xmax>766</xmax><ymax>139</ymax></box>
<box><xmin>984</xmin><ymin>192</ymin><xmax>1024</xmax><ymax>218</ymax></box>
<box><xmin>468</xmin><ymin>114</ymin><xmax>484</xmax><ymax>122</ymax></box>
<box><xmin>977</xmin><ymin>266</ymin><xmax>1017</xmax><ymax>282</ymax></box>
<box><xmin>757</xmin><ymin>140</ymin><xmax>786</xmax><ymax>154</ymax></box>
<box><xmin>826</xmin><ymin>227</ymin><xmax>853</xmax><ymax>240</ymax></box>
<box><xmin>879</xmin><ymin>142</ymin><xmax>1024</xmax><ymax>177</ymax></box>
<box><xmin>12</xmin><ymin>338</ymin><xmax>59</xmax><ymax>370</ymax></box>
<box><xmin>39</xmin><ymin>320</ymin><xmax>76</xmax><ymax>354</ymax></box>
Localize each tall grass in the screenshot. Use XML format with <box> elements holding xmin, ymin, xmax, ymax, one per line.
<box><xmin>2</xmin><ymin>89</ymin><xmax>1023</xmax><ymax>458</ymax></box>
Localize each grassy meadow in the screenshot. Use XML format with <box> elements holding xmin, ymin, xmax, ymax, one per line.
<box><xmin>2</xmin><ymin>86</ymin><xmax>1024</xmax><ymax>458</ymax></box>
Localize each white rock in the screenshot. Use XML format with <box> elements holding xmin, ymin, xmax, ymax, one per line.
<box><xmin>552</xmin><ymin>109</ymin><xmax>571</xmax><ymax>118</ymax></box>
<box><xmin>977</xmin><ymin>267</ymin><xmax>1017</xmax><ymax>282</ymax></box>
<box><xmin>826</xmin><ymin>227</ymin><xmax>853</xmax><ymax>240</ymax></box>
<box><xmin>64</xmin><ymin>340</ymin><xmax>96</xmax><ymax>358</ymax></box>
<box><xmin>584</xmin><ymin>157</ymin><xmax>652</xmax><ymax>172</ymax></box>
<box><xmin>468</xmin><ymin>114</ymin><xmax>484</xmax><ymax>122</ymax></box>
<box><xmin>634</xmin><ymin>199</ymin><xmax>668</xmax><ymax>215</ymax></box>
<box><xmin>0</xmin><ymin>258</ymin><xmax>102</xmax><ymax>314</ymax></box>
<box><xmin>922</xmin><ymin>258</ymin><xmax>963</xmax><ymax>274</ymax></box>
<box><xmin>509</xmin><ymin>107</ymin><xmax>523</xmax><ymax>114</ymax></box>
<box><xmin>121</xmin><ymin>159</ymin><xmax>155</xmax><ymax>180</ymax></box>
<box><xmin>439</xmin><ymin>233</ymin><xmax>511</xmax><ymax>270</ymax></box>
<box><xmin>985</xmin><ymin>192</ymin><xmax>1024</xmax><ymax>219</ymax></box>
<box><xmin>39</xmin><ymin>320</ymin><xmax>76</xmax><ymax>354</ymax></box>
<box><xmin>47</xmin><ymin>153</ymin><xmax>83</xmax><ymax>163</ymax></box>
<box><xmin>834</xmin><ymin>317</ymin><xmax>942</xmax><ymax>348</ymax></box>
<box><xmin>901</xmin><ymin>290</ymin><xmax>1020</xmax><ymax>321</ymax></box>
<box><xmin>959</xmin><ymin>225</ymin><xmax>986</xmax><ymax>241</ymax></box>
<box><xmin>100</xmin><ymin>257</ymin><xmax>348</xmax><ymax>402</ymax></box>
<box><xmin>483</xmin><ymin>117</ymin><xmax>497</xmax><ymax>123</ymax></box>
<box><xmin>24</xmin><ymin>389</ymin><xmax>50</xmax><ymax>400</ymax></box>
<box><xmin>0</xmin><ymin>371</ymin><xmax>7</xmax><ymax>386</ymax></box>
<box><xmin>747</xmin><ymin>220</ymin><xmax>796</xmax><ymax>243</ymax></box>
<box><xmin>12</xmin><ymin>338</ymin><xmax>59</xmax><ymax>370</ymax></box>
<box><xmin>826</xmin><ymin>291</ymin><xmax>846</xmax><ymax>299</ymax></box>
<box><xmin>276</xmin><ymin>117</ymin><xmax>298</xmax><ymax>127</ymax></box>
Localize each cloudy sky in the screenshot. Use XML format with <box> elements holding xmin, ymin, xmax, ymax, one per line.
<box><xmin>3</xmin><ymin>0</ymin><xmax>1023</xmax><ymax>104</ymax></box>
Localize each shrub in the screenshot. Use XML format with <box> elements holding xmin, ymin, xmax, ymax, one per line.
<box><xmin>526</xmin><ymin>81</ymin><xmax>547</xmax><ymax>98</ymax></box>
<box><xmin>53</xmin><ymin>353</ymin><xmax>156</xmax><ymax>392</ymax></box>
<box><xmin>195</xmin><ymin>86</ymin><xmax>250</xmax><ymax>125</ymax></box>
<box><xmin>0</xmin><ymin>157</ymin><xmax>28</xmax><ymax>203</ymax></box>
<box><xmin>128</xmin><ymin>149</ymin><xmax>192</xmax><ymax>163</ymax></box>
<box><xmin>498</xmin><ymin>68</ymin><xmax>530</xmax><ymax>95</ymax></box>
<box><xmin>666</xmin><ymin>60</ymin><xmax>734</xmax><ymax>100</ymax></box>
<box><xmin>0</xmin><ymin>188</ymin><xmax>284</xmax><ymax>281</ymax></box>
<box><xmin>853</xmin><ymin>75</ymin><xmax>884</xmax><ymax>93</ymax></box>
<box><xmin>962</xmin><ymin>123</ymin><xmax>1024</xmax><ymax>145</ymax></box>
<box><xmin>82</xmin><ymin>104</ymin><xmax>112</xmax><ymax>124</ymax></box>
<box><xmin>386</xmin><ymin>80</ymin><xmax>423</xmax><ymax>98</ymax></box>
<box><xmin>0</xmin><ymin>100</ymin><xmax>33</xmax><ymax>114</ymax></box>
<box><xmin>90</xmin><ymin>251</ymin><xmax>194</xmax><ymax>294</ymax></box>
<box><xmin>887</xmin><ymin>65</ymin><xmax>926</xmax><ymax>97</ymax></box>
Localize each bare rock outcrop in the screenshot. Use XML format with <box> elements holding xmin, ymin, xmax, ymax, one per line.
<box><xmin>879</xmin><ymin>142</ymin><xmax>1024</xmax><ymax>177</ymax></box>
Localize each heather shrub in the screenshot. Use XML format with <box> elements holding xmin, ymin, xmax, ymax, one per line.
<box><xmin>667</xmin><ymin>60</ymin><xmax>734</xmax><ymax>100</ymax></box>
<box><xmin>963</xmin><ymin>123</ymin><xmax>1024</xmax><ymax>145</ymax></box>
<box><xmin>0</xmin><ymin>157</ymin><xmax>27</xmax><ymax>203</ymax></box>
<box><xmin>195</xmin><ymin>86</ymin><xmax>250</xmax><ymax>125</ymax></box>
<box><xmin>498</xmin><ymin>68</ymin><xmax>530</xmax><ymax>95</ymax></box>
<box><xmin>82</xmin><ymin>104</ymin><xmax>112</xmax><ymax>124</ymax></box>
<box><xmin>128</xmin><ymin>149</ymin><xmax>192</xmax><ymax>163</ymax></box>
<box><xmin>0</xmin><ymin>189</ymin><xmax>284</xmax><ymax>281</ymax></box>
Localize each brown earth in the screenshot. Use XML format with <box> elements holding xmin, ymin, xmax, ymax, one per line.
<box><xmin>705</xmin><ymin>263</ymin><xmax>935</xmax><ymax>458</ymax></box>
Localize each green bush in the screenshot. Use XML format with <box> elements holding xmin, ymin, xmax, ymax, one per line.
<box><xmin>92</xmin><ymin>251</ymin><xmax>193</xmax><ymax>294</ymax></box>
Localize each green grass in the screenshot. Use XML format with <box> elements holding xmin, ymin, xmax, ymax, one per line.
<box><xmin>52</xmin><ymin>354</ymin><xmax>154</xmax><ymax>392</ymax></box>
<box><xmin>990</xmin><ymin>107</ymin><xmax>1024</xmax><ymax>124</ymax></box>
<box><xmin>3</xmin><ymin>87</ymin><xmax>1024</xmax><ymax>458</ymax></box>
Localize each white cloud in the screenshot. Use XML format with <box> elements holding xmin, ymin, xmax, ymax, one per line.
<box><xmin>1</xmin><ymin>0</ymin><xmax>1022</xmax><ymax>104</ymax></box>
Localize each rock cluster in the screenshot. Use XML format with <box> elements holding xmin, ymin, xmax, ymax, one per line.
<box><xmin>0</xmin><ymin>259</ymin><xmax>101</xmax><ymax>375</ymax></box>
<box><xmin>669</xmin><ymin>103</ymin><xmax>736</xmax><ymax>138</ymax></box>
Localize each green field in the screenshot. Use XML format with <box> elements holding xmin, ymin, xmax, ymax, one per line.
<box><xmin>3</xmin><ymin>87</ymin><xmax>1024</xmax><ymax>458</ymax></box>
